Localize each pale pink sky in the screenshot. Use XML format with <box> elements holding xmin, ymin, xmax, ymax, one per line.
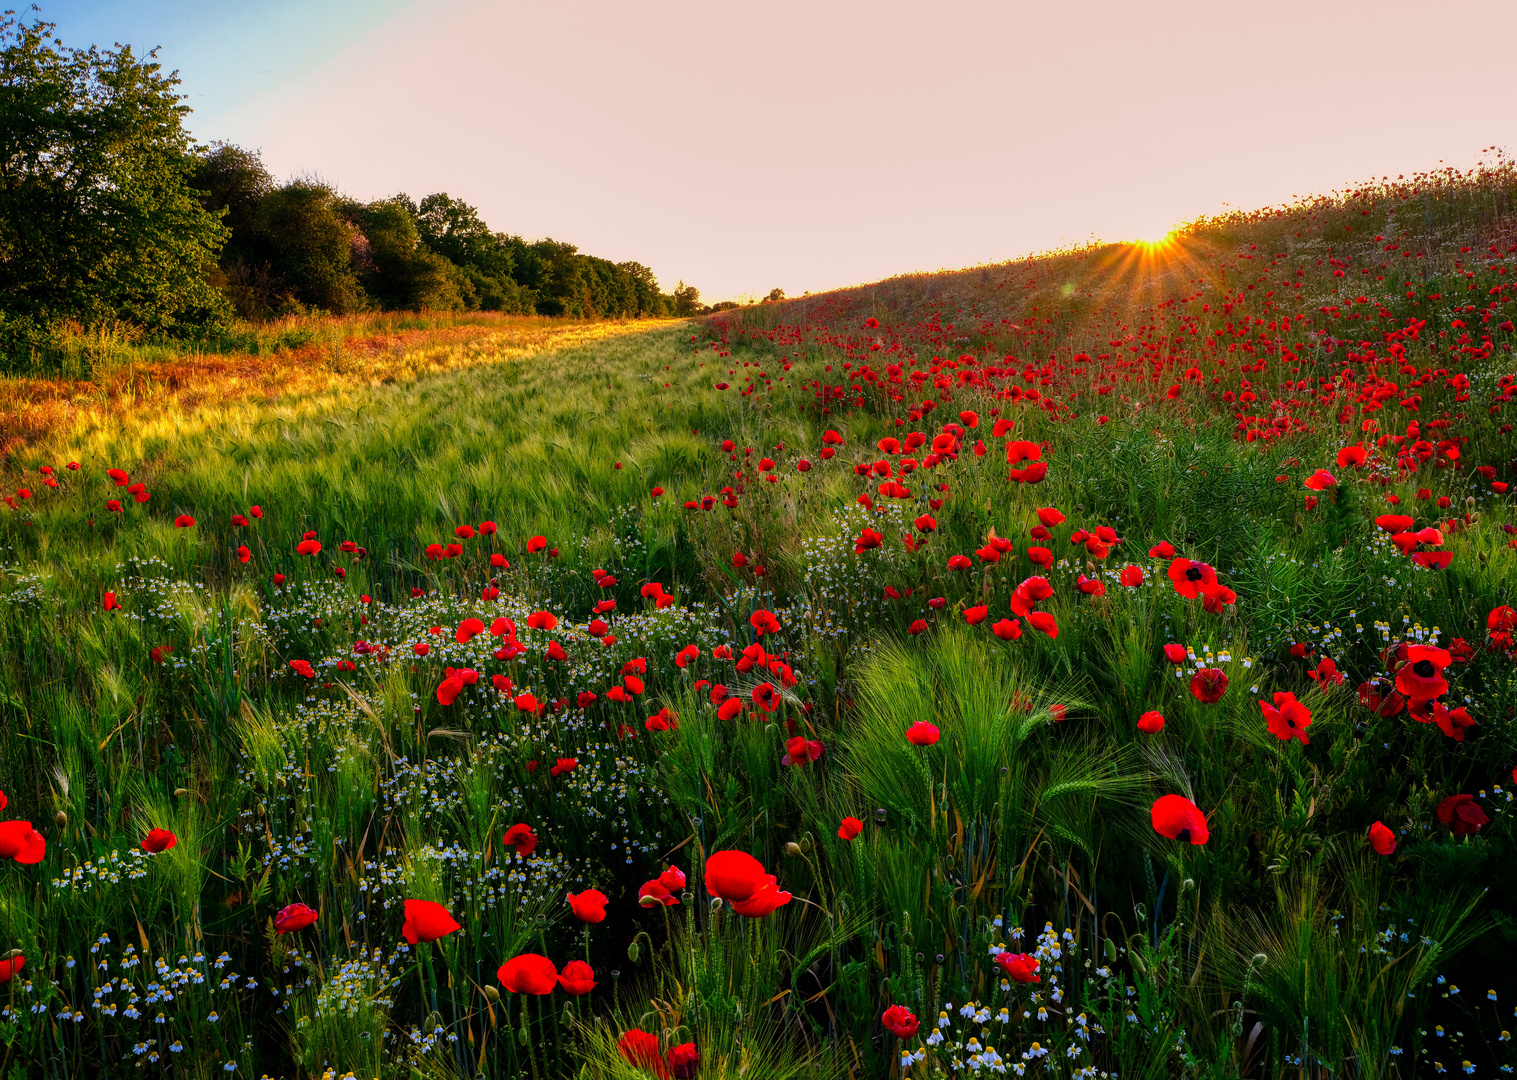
<box><xmin>60</xmin><ymin>0</ymin><xmax>1517</xmax><ymax>302</ymax></box>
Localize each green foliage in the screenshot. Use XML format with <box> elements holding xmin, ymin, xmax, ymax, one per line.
<box><xmin>0</xmin><ymin>14</ymin><xmax>230</xmax><ymax>351</ymax></box>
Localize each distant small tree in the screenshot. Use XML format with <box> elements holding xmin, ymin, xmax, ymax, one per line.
<box><xmin>671</xmin><ymin>281</ymin><xmax>702</xmax><ymax>317</ymax></box>
<box><xmin>765</xmin><ymin>288</ymin><xmax>785</xmax><ymax>302</ymax></box>
<box><xmin>0</xmin><ymin>14</ymin><xmax>230</xmax><ymax>333</ymax></box>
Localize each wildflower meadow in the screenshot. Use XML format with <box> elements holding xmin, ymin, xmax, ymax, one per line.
<box><xmin>2</xmin><ymin>158</ymin><xmax>1516</xmax><ymax>1080</ymax></box>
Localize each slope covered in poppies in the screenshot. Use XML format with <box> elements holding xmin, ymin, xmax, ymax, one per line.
<box><xmin>0</xmin><ymin>157</ymin><xmax>1515</xmax><ymax>1079</ymax></box>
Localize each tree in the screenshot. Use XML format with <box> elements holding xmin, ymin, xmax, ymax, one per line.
<box><xmin>416</xmin><ymin>193</ymin><xmax>514</xmax><ymax>281</ymax></box>
<box><xmin>189</xmin><ymin>142</ymin><xmax>272</xmax><ymax>266</ymax></box>
<box><xmin>672</xmin><ymin>281</ymin><xmax>702</xmax><ymax>317</ymax></box>
<box><xmin>0</xmin><ymin>14</ymin><xmax>230</xmax><ymax>332</ymax></box>
<box><xmin>765</xmin><ymin>287</ymin><xmax>785</xmax><ymax>302</ymax></box>
<box><xmin>256</xmin><ymin>180</ymin><xmax>365</xmax><ymax>315</ymax></box>
<box><xmin>357</xmin><ymin>197</ymin><xmax>471</xmax><ymax>312</ymax></box>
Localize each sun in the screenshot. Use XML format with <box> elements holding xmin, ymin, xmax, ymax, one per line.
<box><xmin>1131</xmin><ymin>228</ymin><xmax>1178</xmax><ymax>254</ymax></box>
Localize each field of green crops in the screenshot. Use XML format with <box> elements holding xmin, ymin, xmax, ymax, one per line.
<box><xmin>2</xmin><ymin>160</ymin><xmax>1516</xmax><ymax>1080</ymax></box>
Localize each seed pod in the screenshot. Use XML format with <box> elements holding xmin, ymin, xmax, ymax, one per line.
<box><xmin>174</xmin><ymin>787</ymin><xmax>190</xmax><ymax>797</ymax></box>
<box><xmin>784</xmin><ymin>842</ymin><xmax>802</xmax><ymax>857</ymax></box>
<box><xmin>482</xmin><ymin>986</ymin><xmax>500</xmax><ymax>1003</ymax></box>
<box><xmin>627</xmin><ymin>941</ymin><xmax>640</xmax><ymax>963</ymax></box>
<box><xmin>54</xmin><ymin>811</ymin><xmax>67</xmax><ymax>828</ymax></box>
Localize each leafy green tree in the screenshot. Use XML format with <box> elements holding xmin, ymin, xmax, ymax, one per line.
<box><xmin>672</xmin><ymin>281</ymin><xmax>702</xmax><ymax>317</ymax></box>
<box><xmin>0</xmin><ymin>14</ymin><xmax>229</xmax><ymax>333</ymax></box>
<box><xmin>765</xmin><ymin>287</ymin><xmax>785</xmax><ymax>302</ymax></box>
<box><xmin>357</xmin><ymin>197</ymin><xmax>471</xmax><ymax>312</ymax></box>
<box><xmin>416</xmin><ymin>193</ymin><xmax>514</xmax><ymax>281</ymax></box>
<box><xmin>189</xmin><ymin>142</ymin><xmax>272</xmax><ymax>266</ymax></box>
<box><xmin>256</xmin><ymin>181</ymin><xmax>366</xmax><ymax>315</ymax></box>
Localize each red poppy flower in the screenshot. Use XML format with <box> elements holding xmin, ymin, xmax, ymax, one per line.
<box><xmin>107</xmin><ymin>468</ymin><xmax>129</xmax><ymax>486</ymax></box>
<box><xmin>558</xmin><ymin>959</ymin><xmax>596</xmax><ymax>996</ymax></box>
<box><xmin>402</xmin><ymin>899</ymin><xmax>461</xmax><ymax>943</ymax></box>
<box><xmin>1168</xmin><ymin>557</ymin><xmax>1218</xmax><ymax>599</ymax></box>
<box><xmin>1009</xmin><ymin>576</ymin><xmax>1053</xmax><ymax>616</ymax></box>
<box><xmin>0</xmin><ymin>821</ymin><xmax>46</xmax><ymax>863</ymax></box>
<box><xmin>1151</xmin><ymin>795</ymin><xmax>1209</xmax><ymax>844</ymax></box>
<box><xmin>0</xmin><ymin>956</ymin><xmax>24</xmax><ymax>983</ymax></box>
<box><xmin>786</xmin><ymin>736</ymin><xmax>823</xmax><ymax>765</ymax></box>
<box><xmin>1261</xmin><ymin>692</ymin><xmax>1312</xmax><ymax>745</ymax></box>
<box><xmin>1162</xmin><ymin>643</ymin><xmax>1187</xmax><ymax>664</ymax></box>
<box><xmin>499</xmin><ymin>953</ymin><xmax>558</xmax><ymax>995</ymax></box>
<box><xmin>963</xmin><ymin>605</ymin><xmax>988</xmax><ymax>626</ymax></box>
<box><xmin>855</xmin><ymin>527</ymin><xmax>885</xmax><ymax>553</ymax></box>
<box><xmin>295</xmin><ymin>537</ymin><xmax>320</xmax><ymax>555</ymax></box>
<box><xmin>617</xmin><ymin>1029</ymin><xmax>668</xmax><ymax>1076</ymax></box>
<box><xmin>1409</xmin><ymin>699</ymin><xmax>1477</xmax><ymax>740</ymax></box>
<box><xmin>526</xmin><ymin>535</ymin><xmax>548</xmax><ymax>553</ymax></box>
<box><xmin>1148</xmin><ymin>541</ymin><xmax>1175</xmax><ymax>558</ymax></box>
<box><xmin>289</xmin><ymin>660</ymin><xmax>315</xmax><ymax>679</ymax></box>
<box><xmin>1436</xmin><ymin>794</ymin><xmax>1488</xmax><ymax>837</ymax></box>
<box><xmin>102</xmin><ymin>591</ymin><xmax>120</xmax><ymax>611</ymax></box>
<box><xmin>412</xmin><ymin>642</ymin><xmax>430</xmax><ymax>657</ymax></box>
<box><xmin>436</xmin><ymin>676</ymin><xmax>464</xmax><ymax>705</ymax></box>
<box><xmin>274</xmin><ymin>902</ymin><xmax>318</xmax><ymax>933</ymax></box>
<box><xmin>549</xmin><ymin>756</ymin><xmax>576</xmax><ymax>775</ymax></box>
<box><xmin>750</xmin><ymin>609</ymin><xmax>781</xmax><ymax>635</ymax></box>
<box><xmin>526</xmin><ymin>611</ymin><xmax>558</xmax><ymax>631</ymax></box>
<box><xmin>1026</xmin><ymin>547</ymin><xmax>1053</xmax><ymax>569</ymax></box>
<box><xmin>1137</xmin><ymin>710</ymin><xmax>1164</xmax><ymax>734</ymax></box>
<box><xmin>752</xmin><ymin>682</ymin><xmax>780</xmax><ymax>713</ymax></box>
<box><xmin>504</xmin><ymin>823</ymin><xmax>537</xmax><ymax>856</ymax></box>
<box><xmin>1368</xmin><ymin>822</ymin><xmax>1396</xmax><ymax>855</ymax></box>
<box><xmin>908</xmin><ymin>618</ymin><xmax>927</xmax><ymax>635</ymax></box>
<box><xmin>666</xmin><ymin>1042</ymin><xmax>699</xmax><ymax>1080</ymax></box>
<box><xmin>1189</xmin><ymin>668</ymin><xmax>1227</xmax><ymax>703</ymax></box>
<box><xmin>1076</xmin><ymin>574</ymin><xmax>1105</xmax><ymax>597</ymax></box>
<box><xmin>639</xmin><ymin>879</ymin><xmax>678</xmax><ymax>906</ymax></box>
<box><xmin>141</xmin><ymin>828</ymin><xmax>177</xmax><ymax>853</ymax></box>
<box><xmin>906</xmin><ymin>721</ymin><xmax>940</xmax><ymax>746</ymax></box>
<box><xmin>838</xmin><ymin>816</ymin><xmax>863</xmax><ymax>841</ymax></box>
<box><xmin>1375</xmin><ymin>514</ymin><xmax>1414</xmax><ymax>534</ymax></box>
<box><xmin>1035</xmin><ymin>507</ymin><xmax>1065</xmax><ymax>528</ymax></box>
<box><xmin>1119</xmin><ymin>565</ymin><xmax>1144</xmax><ymax>587</ymax></box>
<box><xmin>882</xmin><ymin>1004</ymin><xmax>919</xmax><ymax>1038</ymax></box>
<box><xmin>567</xmin><ymin>889</ymin><xmax>609</xmax><ymax>923</ymax></box>
<box><xmin>1009</xmin><ymin>460</ymin><xmax>1048</xmax><ymax>484</ymax></box>
<box><xmin>1306</xmin><ymin>657</ymin><xmax>1343</xmax><ymax>686</ymax></box>
<box><xmin>1489</xmin><ymin>605</ymin><xmax>1517</xmax><ymax>633</ymax></box>
<box><xmin>454</xmin><ymin>618</ymin><xmax>485</xmax><ymax>644</ymax></box>
<box><xmin>1302</xmin><ymin>469</ymin><xmax>1336</xmax><ymax>491</ymax></box>
<box><xmin>1335</xmin><ymin>445</ymin><xmax>1367</xmax><ymax>468</ymax></box>
<box><xmin>716</xmin><ymin>697</ymin><xmax>744</xmax><ymax>721</ymax></box>
<box><xmin>995</xmin><ymin>952</ymin><xmax>1041</xmax><ymax>983</ymax></box>
<box><xmin>1393</xmin><ymin>645</ymin><xmax>1450</xmax><ymax>700</ymax></box>
<box><xmin>1026</xmin><ymin>611</ymin><xmax>1058</xmax><ymax>638</ymax></box>
<box><xmin>1357</xmin><ymin>678</ymin><xmax>1405</xmax><ymax>717</ymax></box>
<box><xmin>703</xmin><ymin>850</ymin><xmax>771</xmax><ymax>903</ymax></box>
<box><xmin>991</xmin><ymin>618</ymin><xmax>1022</xmax><ymax>641</ymax></box>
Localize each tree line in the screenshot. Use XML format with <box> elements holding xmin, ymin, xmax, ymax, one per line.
<box><xmin>0</xmin><ymin>14</ymin><xmax>704</xmax><ymax>360</ymax></box>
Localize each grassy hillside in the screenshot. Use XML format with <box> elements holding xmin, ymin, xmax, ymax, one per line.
<box><xmin>0</xmin><ymin>158</ymin><xmax>1514</xmax><ymax>1080</ymax></box>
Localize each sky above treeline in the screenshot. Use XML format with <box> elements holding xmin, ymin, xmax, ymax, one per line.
<box><xmin>47</xmin><ymin>0</ymin><xmax>1517</xmax><ymax>303</ymax></box>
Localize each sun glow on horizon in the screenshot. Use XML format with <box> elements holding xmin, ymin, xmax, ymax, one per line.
<box><xmin>1131</xmin><ymin>228</ymin><xmax>1180</xmax><ymax>254</ymax></box>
